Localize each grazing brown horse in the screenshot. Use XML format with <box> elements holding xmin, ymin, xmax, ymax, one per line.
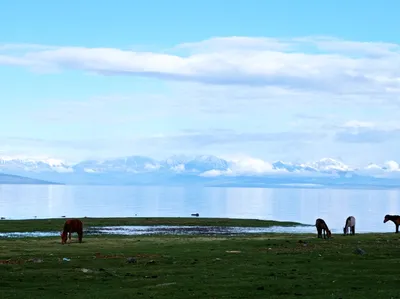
<box><xmin>343</xmin><ymin>216</ymin><xmax>356</xmax><ymax>235</ymax></box>
<box><xmin>383</xmin><ymin>214</ymin><xmax>400</xmax><ymax>233</ymax></box>
<box><xmin>315</xmin><ymin>218</ymin><xmax>332</xmax><ymax>239</ymax></box>
<box><xmin>60</xmin><ymin>219</ymin><xmax>83</xmax><ymax>244</ymax></box>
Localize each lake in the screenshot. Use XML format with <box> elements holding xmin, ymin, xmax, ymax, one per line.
<box><xmin>0</xmin><ymin>184</ymin><xmax>399</xmax><ymax>233</ymax></box>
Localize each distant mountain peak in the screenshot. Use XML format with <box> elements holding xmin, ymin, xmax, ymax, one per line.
<box><xmin>0</xmin><ymin>156</ymin><xmax>73</xmax><ymax>173</ymax></box>
<box><xmin>1</xmin><ymin>154</ymin><xmax>400</xmax><ymax>185</ymax></box>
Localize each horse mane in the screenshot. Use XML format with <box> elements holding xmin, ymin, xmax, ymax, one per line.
<box><xmin>62</xmin><ymin>221</ymin><xmax>71</xmax><ymax>231</ymax></box>
<box><xmin>386</xmin><ymin>214</ymin><xmax>400</xmax><ymax>218</ymax></box>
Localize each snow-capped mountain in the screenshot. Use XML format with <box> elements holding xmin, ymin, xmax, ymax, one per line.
<box><xmin>0</xmin><ymin>154</ymin><xmax>398</xmax><ymax>175</ymax></box>
<box><xmin>0</xmin><ymin>156</ymin><xmax>73</xmax><ymax>173</ymax></box>
<box><xmin>1</xmin><ymin>154</ymin><xmax>400</xmax><ymax>186</ymax></box>
<box><xmin>69</xmin><ymin>155</ymin><xmax>229</xmax><ymax>174</ymax></box>
<box><xmin>72</xmin><ymin>156</ymin><xmax>161</xmax><ymax>173</ymax></box>
<box><xmin>175</xmin><ymin>155</ymin><xmax>229</xmax><ymax>173</ymax></box>
<box><xmin>308</xmin><ymin>158</ymin><xmax>352</xmax><ymax>172</ymax></box>
<box><xmin>272</xmin><ymin>161</ymin><xmax>317</xmax><ymax>173</ymax></box>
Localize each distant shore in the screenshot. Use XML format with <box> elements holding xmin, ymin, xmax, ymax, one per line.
<box><xmin>0</xmin><ymin>217</ymin><xmax>311</xmax><ymax>233</ymax></box>
<box><xmin>0</xmin><ymin>217</ymin><xmax>394</xmax><ymax>236</ymax></box>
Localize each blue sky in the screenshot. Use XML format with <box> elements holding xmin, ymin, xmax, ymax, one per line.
<box><xmin>1</xmin><ymin>0</ymin><xmax>400</xmax><ymax>167</ymax></box>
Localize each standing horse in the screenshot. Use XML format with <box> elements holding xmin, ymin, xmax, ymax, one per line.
<box><xmin>315</xmin><ymin>218</ymin><xmax>332</xmax><ymax>239</ymax></box>
<box><xmin>383</xmin><ymin>214</ymin><xmax>400</xmax><ymax>233</ymax></box>
<box><xmin>60</xmin><ymin>219</ymin><xmax>83</xmax><ymax>244</ymax></box>
<box><xmin>343</xmin><ymin>216</ymin><xmax>356</xmax><ymax>235</ymax></box>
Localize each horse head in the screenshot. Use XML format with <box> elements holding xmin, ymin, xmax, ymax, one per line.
<box><xmin>60</xmin><ymin>231</ymin><xmax>67</xmax><ymax>244</ymax></box>
<box><xmin>384</xmin><ymin>214</ymin><xmax>390</xmax><ymax>223</ymax></box>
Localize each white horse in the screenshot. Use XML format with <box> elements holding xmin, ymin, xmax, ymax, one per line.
<box><xmin>343</xmin><ymin>216</ymin><xmax>356</xmax><ymax>235</ymax></box>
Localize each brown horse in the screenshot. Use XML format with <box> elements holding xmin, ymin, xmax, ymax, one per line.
<box><xmin>315</xmin><ymin>218</ymin><xmax>332</xmax><ymax>239</ymax></box>
<box><xmin>60</xmin><ymin>219</ymin><xmax>83</xmax><ymax>244</ymax></box>
<box><xmin>383</xmin><ymin>214</ymin><xmax>400</xmax><ymax>233</ymax></box>
<box><xmin>343</xmin><ymin>216</ymin><xmax>356</xmax><ymax>235</ymax></box>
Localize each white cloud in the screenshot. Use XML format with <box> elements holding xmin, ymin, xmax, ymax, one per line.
<box><xmin>171</xmin><ymin>164</ymin><xmax>185</xmax><ymax>173</ymax></box>
<box><xmin>200</xmin><ymin>157</ymin><xmax>288</xmax><ymax>177</ymax></box>
<box><xmin>341</xmin><ymin>120</ymin><xmax>400</xmax><ymax>130</ymax></box>
<box><xmin>200</xmin><ymin>169</ymin><xmax>232</xmax><ymax>177</ymax></box>
<box><xmin>356</xmin><ymin>160</ymin><xmax>400</xmax><ymax>179</ymax></box>
<box><xmin>385</xmin><ymin>161</ymin><xmax>400</xmax><ymax>171</ymax></box>
<box><xmin>197</xmin><ymin>156</ymin><xmax>400</xmax><ymax>179</ymax></box>
<box><xmin>333</xmin><ymin>120</ymin><xmax>400</xmax><ymax>144</ymax></box>
<box><xmin>3</xmin><ymin>36</ymin><xmax>400</xmax><ymax>164</ymax></box>
<box><xmin>141</xmin><ymin>130</ymin><xmax>324</xmax><ymax>149</ymax></box>
<box><xmin>230</xmin><ymin>157</ymin><xmax>276</xmax><ymax>173</ymax></box>
<box><xmin>1</xmin><ymin>36</ymin><xmax>400</xmax><ymax>95</ymax></box>
<box><xmin>176</xmin><ymin>36</ymin><xmax>291</xmax><ymax>52</ymax></box>
<box><xmin>292</xmin><ymin>36</ymin><xmax>400</xmax><ymax>57</ymax></box>
<box><xmin>342</xmin><ymin>120</ymin><xmax>376</xmax><ymax>128</ymax></box>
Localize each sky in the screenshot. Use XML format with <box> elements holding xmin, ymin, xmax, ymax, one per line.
<box><xmin>1</xmin><ymin>0</ymin><xmax>400</xmax><ymax>166</ymax></box>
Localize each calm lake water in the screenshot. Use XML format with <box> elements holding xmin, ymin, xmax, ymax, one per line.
<box><xmin>0</xmin><ymin>184</ymin><xmax>399</xmax><ymax>233</ymax></box>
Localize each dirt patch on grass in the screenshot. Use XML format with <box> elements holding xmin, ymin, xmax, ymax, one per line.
<box><xmin>94</xmin><ymin>252</ymin><xmax>162</xmax><ymax>259</ymax></box>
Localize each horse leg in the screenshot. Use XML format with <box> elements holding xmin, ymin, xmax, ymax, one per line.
<box><xmin>396</xmin><ymin>224</ymin><xmax>399</xmax><ymax>233</ymax></box>
<box><xmin>78</xmin><ymin>231</ymin><xmax>83</xmax><ymax>243</ymax></box>
<box><xmin>352</xmin><ymin>226</ymin><xmax>355</xmax><ymax>235</ymax></box>
<box><xmin>317</xmin><ymin>227</ymin><xmax>322</xmax><ymax>238</ymax></box>
<box><xmin>68</xmin><ymin>231</ymin><xmax>72</xmax><ymax>241</ymax></box>
<box><xmin>323</xmin><ymin>229</ymin><xmax>326</xmax><ymax>239</ymax></box>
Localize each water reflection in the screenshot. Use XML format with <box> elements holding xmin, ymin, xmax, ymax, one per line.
<box><xmin>0</xmin><ymin>225</ymin><xmax>317</xmax><ymax>238</ymax></box>
<box><xmin>0</xmin><ymin>185</ymin><xmax>399</xmax><ymax>233</ymax></box>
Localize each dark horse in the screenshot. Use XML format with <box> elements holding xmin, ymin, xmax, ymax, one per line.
<box><xmin>61</xmin><ymin>219</ymin><xmax>83</xmax><ymax>244</ymax></box>
<box><xmin>315</xmin><ymin>218</ymin><xmax>332</xmax><ymax>239</ymax></box>
<box><xmin>343</xmin><ymin>216</ymin><xmax>356</xmax><ymax>235</ymax></box>
<box><xmin>383</xmin><ymin>214</ymin><xmax>400</xmax><ymax>233</ymax></box>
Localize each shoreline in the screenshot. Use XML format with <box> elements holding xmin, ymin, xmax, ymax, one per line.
<box><xmin>2</xmin><ymin>183</ymin><xmax>400</xmax><ymax>191</ymax></box>
<box><xmin>0</xmin><ymin>217</ymin><xmax>394</xmax><ymax>236</ymax></box>
<box><xmin>0</xmin><ymin>216</ymin><xmax>310</xmax><ymax>233</ymax></box>
<box><xmin>0</xmin><ymin>227</ymin><xmax>395</xmax><ymax>239</ymax></box>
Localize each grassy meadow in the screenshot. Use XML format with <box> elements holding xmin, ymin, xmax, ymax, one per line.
<box><xmin>0</xmin><ymin>217</ymin><xmax>399</xmax><ymax>298</ymax></box>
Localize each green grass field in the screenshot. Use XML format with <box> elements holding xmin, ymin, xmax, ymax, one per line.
<box><xmin>0</xmin><ymin>218</ymin><xmax>399</xmax><ymax>298</ymax></box>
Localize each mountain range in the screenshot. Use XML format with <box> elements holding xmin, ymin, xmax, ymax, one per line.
<box><xmin>0</xmin><ymin>155</ymin><xmax>400</xmax><ymax>188</ymax></box>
